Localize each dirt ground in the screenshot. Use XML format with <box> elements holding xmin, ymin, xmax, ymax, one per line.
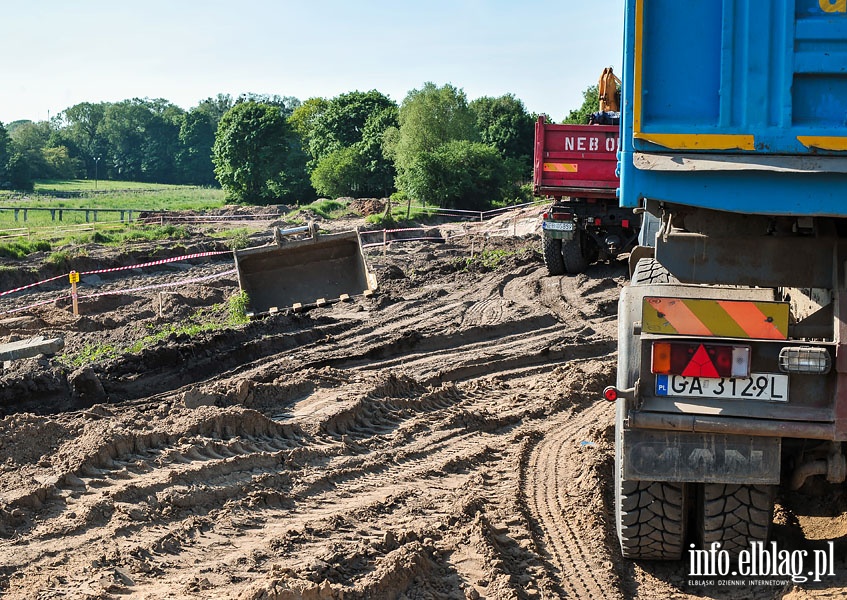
<box><xmin>0</xmin><ymin>208</ymin><xmax>845</xmax><ymax>599</ymax></box>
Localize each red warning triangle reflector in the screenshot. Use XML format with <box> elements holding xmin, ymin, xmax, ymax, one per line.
<box><xmin>681</xmin><ymin>344</ymin><xmax>720</xmax><ymax>378</ymax></box>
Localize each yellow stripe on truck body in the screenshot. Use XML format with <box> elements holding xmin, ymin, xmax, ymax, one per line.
<box><xmin>543</xmin><ymin>162</ymin><xmax>578</xmax><ymax>173</ymax></box>
<box><xmin>642</xmin><ymin>297</ymin><xmax>789</xmax><ymax>340</ymax></box>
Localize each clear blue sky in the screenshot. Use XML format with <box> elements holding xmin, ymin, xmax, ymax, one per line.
<box><xmin>2</xmin><ymin>0</ymin><xmax>624</xmax><ymax>124</ymax></box>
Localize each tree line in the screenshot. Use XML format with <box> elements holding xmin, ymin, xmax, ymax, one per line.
<box><xmin>0</xmin><ymin>84</ymin><xmax>545</xmax><ymax>210</ymax></box>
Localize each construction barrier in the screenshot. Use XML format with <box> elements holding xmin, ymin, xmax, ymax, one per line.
<box><xmin>78</xmin><ymin>268</ymin><xmax>238</xmax><ymax>300</ymax></box>
<box><xmin>0</xmin><ymin>274</ymin><xmax>70</xmax><ymax>298</ymax></box>
<box><xmin>0</xmin><ymin>250</ymin><xmax>236</xmax><ymax>316</ymax></box>
<box><xmin>78</xmin><ymin>250</ymin><xmax>231</xmax><ymax>276</ymax></box>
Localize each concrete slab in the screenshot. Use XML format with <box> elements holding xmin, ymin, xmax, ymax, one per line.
<box><xmin>0</xmin><ymin>336</ymin><xmax>64</xmax><ymax>362</ymax></box>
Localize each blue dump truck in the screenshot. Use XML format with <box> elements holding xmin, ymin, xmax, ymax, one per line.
<box><xmin>604</xmin><ymin>0</ymin><xmax>847</xmax><ymax>560</ymax></box>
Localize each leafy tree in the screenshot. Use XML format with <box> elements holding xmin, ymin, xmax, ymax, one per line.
<box><xmin>8</xmin><ymin>120</ymin><xmax>53</xmax><ymax>179</ymax></box>
<box><xmin>60</xmin><ymin>102</ymin><xmax>107</xmax><ymax>178</ymax></box>
<box><xmin>0</xmin><ymin>122</ymin><xmax>11</xmax><ymax>188</ymax></box>
<box><xmin>6</xmin><ymin>153</ymin><xmax>33</xmax><ymax>191</ymax></box>
<box><xmin>310</xmin><ymin>145</ymin><xmax>368</xmax><ymax>198</ymax></box>
<box><xmin>307</xmin><ymin>90</ymin><xmax>395</xmax><ymax>161</ymax></box>
<box><xmin>469</xmin><ymin>94</ymin><xmax>534</xmax><ymax>176</ymax></box>
<box><xmin>100</xmin><ymin>98</ymin><xmax>183</xmax><ymax>182</ymax></box>
<box><xmin>310</xmin><ymin>105</ymin><xmax>398</xmax><ymax>198</ymax></box>
<box><xmin>295</xmin><ymin>91</ymin><xmax>398</xmax><ymax>199</ymax></box>
<box><xmin>389</xmin><ymin>83</ymin><xmax>477</xmax><ymax>165</ymax></box>
<box><xmin>42</xmin><ymin>146</ymin><xmax>83</xmax><ymax>179</ymax></box>
<box><xmin>288</xmin><ymin>97</ymin><xmax>329</xmax><ymax>160</ymax></box>
<box><xmin>403</xmin><ymin>140</ymin><xmax>506</xmax><ymax>210</ymax></box>
<box><xmin>177</xmin><ymin>109</ymin><xmax>217</xmax><ymax>185</ymax></box>
<box><xmin>212</xmin><ymin>101</ymin><xmax>295</xmax><ymax>203</ymax></box>
<box><xmin>235</xmin><ymin>94</ymin><xmax>300</xmax><ymax>118</ymax></box>
<box><xmin>195</xmin><ymin>94</ymin><xmax>235</xmax><ymax>124</ymax></box>
<box><xmin>276</xmin><ymin>138</ymin><xmax>315</xmax><ymax>204</ymax></box>
<box><xmin>357</xmin><ymin>106</ymin><xmax>398</xmax><ymax>196</ymax></box>
<box><xmin>388</xmin><ymin>83</ymin><xmax>478</xmax><ymax>198</ymax></box>
<box><xmin>100</xmin><ymin>100</ymin><xmax>153</xmax><ymax>180</ymax></box>
<box><xmin>141</xmin><ymin>102</ymin><xmax>184</xmax><ymax>183</ymax></box>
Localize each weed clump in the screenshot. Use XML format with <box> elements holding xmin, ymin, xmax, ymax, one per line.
<box><xmin>226</xmin><ymin>290</ymin><xmax>250</xmax><ymax>324</ymax></box>
<box><xmin>60</xmin><ymin>291</ymin><xmax>251</xmax><ymax>367</ymax></box>
<box><xmin>0</xmin><ymin>240</ymin><xmax>51</xmax><ymax>259</ymax></box>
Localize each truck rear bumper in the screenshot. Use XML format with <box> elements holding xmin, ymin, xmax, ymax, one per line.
<box><xmin>628</xmin><ymin>410</ymin><xmax>837</xmax><ymax>441</ymax></box>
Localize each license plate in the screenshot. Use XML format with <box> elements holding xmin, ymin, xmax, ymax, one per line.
<box><xmin>542</xmin><ymin>221</ymin><xmax>575</xmax><ymax>232</ymax></box>
<box><xmin>655</xmin><ymin>373</ymin><xmax>788</xmax><ymax>402</ymax></box>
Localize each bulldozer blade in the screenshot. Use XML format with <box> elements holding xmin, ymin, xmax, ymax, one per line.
<box><xmin>234</xmin><ymin>231</ymin><xmax>377</xmax><ymax>315</ymax></box>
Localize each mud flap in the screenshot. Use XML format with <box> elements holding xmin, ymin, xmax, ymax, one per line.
<box><xmin>622</xmin><ymin>428</ymin><xmax>781</xmax><ymax>485</ymax></box>
<box><xmin>234</xmin><ymin>231</ymin><xmax>377</xmax><ymax>314</ymax></box>
<box><xmin>541</xmin><ymin>229</ymin><xmax>575</xmax><ymax>241</ymax></box>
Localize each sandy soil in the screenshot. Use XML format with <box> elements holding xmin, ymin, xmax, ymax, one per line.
<box><xmin>0</xmin><ymin>209</ymin><xmax>845</xmax><ymax>599</ymax></box>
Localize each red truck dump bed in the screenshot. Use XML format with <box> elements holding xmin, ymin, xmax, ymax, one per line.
<box><xmin>533</xmin><ymin>116</ymin><xmax>619</xmax><ymax>200</ymax></box>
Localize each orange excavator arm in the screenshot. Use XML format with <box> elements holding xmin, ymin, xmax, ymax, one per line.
<box><xmin>598</xmin><ymin>67</ymin><xmax>621</xmax><ymax>113</ymax></box>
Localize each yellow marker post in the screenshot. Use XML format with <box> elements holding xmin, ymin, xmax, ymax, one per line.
<box><xmin>69</xmin><ymin>271</ymin><xmax>80</xmax><ymax>316</ymax></box>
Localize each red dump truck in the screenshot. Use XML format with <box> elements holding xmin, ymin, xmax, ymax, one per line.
<box><xmin>534</xmin><ymin>116</ymin><xmax>638</xmax><ymax>275</ymax></box>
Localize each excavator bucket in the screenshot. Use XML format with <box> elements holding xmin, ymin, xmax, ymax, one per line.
<box><xmin>234</xmin><ymin>226</ymin><xmax>377</xmax><ymax>315</ymax></box>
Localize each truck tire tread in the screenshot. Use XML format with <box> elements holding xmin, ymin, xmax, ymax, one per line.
<box><xmin>700</xmin><ymin>483</ymin><xmax>774</xmax><ymax>555</ymax></box>
<box><xmin>562</xmin><ymin>235</ymin><xmax>589</xmax><ymax>274</ymax></box>
<box><xmin>631</xmin><ymin>257</ymin><xmax>677</xmax><ymax>285</ymax></box>
<box><xmin>542</xmin><ymin>236</ymin><xmax>565</xmax><ymax>276</ymax></box>
<box><xmin>619</xmin><ymin>478</ymin><xmax>687</xmax><ymax>560</ymax></box>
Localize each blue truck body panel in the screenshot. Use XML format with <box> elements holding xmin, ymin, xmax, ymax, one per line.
<box><xmin>620</xmin><ymin>0</ymin><xmax>847</xmax><ymax>215</ymax></box>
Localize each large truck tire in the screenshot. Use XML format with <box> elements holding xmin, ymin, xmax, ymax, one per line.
<box><xmin>617</xmin><ymin>472</ymin><xmax>689</xmax><ymax>560</ymax></box>
<box><xmin>615</xmin><ymin>254</ymin><xmax>688</xmax><ymax>560</ymax></box>
<box><xmin>562</xmin><ymin>231</ymin><xmax>589</xmax><ymax>274</ymax></box>
<box><xmin>542</xmin><ymin>236</ymin><xmax>565</xmax><ymax>276</ymax></box>
<box><xmin>616</xmin><ymin>394</ymin><xmax>688</xmax><ymax>560</ymax></box>
<box><xmin>631</xmin><ymin>257</ymin><xmax>677</xmax><ymax>285</ymax></box>
<box><xmin>698</xmin><ymin>484</ymin><xmax>775</xmax><ymax>555</ymax></box>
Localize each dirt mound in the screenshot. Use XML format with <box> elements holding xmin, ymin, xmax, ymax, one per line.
<box><xmin>347</xmin><ymin>198</ymin><xmax>386</xmax><ymax>216</ymax></box>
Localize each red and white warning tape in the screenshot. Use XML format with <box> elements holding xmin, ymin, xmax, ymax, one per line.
<box><xmin>361</xmin><ymin>236</ymin><xmax>446</xmax><ymax>249</ymax></box>
<box><xmin>0</xmin><ymin>268</ymin><xmax>238</xmax><ymax>315</ymax></box>
<box><xmin>359</xmin><ymin>227</ymin><xmax>430</xmax><ymax>236</ymax></box>
<box><xmin>0</xmin><ymin>250</ymin><xmax>233</xmax><ymax>299</ymax></box>
<box><xmin>0</xmin><ymin>273</ymin><xmax>68</xmax><ymax>298</ymax></box>
<box><xmin>78</xmin><ymin>268</ymin><xmax>238</xmax><ymax>299</ymax></box>
<box><xmin>384</xmin><ymin>227</ymin><xmax>430</xmax><ymax>234</ymax></box>
<box><xmin>0</xmin><ymin>295</ymin><xmax>69</xmax><ymax>315</ymax></box>
<box><xmin>79</xmin><ymin>250</ymin><xmax>231</xmax><ymax>276</ymax></box>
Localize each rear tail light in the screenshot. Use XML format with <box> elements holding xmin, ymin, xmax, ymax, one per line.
<box><xmin>622</xmin><ymin>219</ymin><xmax>630</xmax><ymax>228</ymax></box>
<box><xmin>594</xmin><ymin>218</ymin><xmax>602</xmax><ymax>226</ymax></box>
<box><xmin>652</xmin><ymin>342</ymin><xmax>750</xmax><ymax>378</ymax></box>
<box><xmin>550</xmin><ymin>211</ymin><xmax>573</xmax><ymax>221</ymax></box>
<box><xmin>779</xmin><ymin>347</ymin><xmax>831</xmax><ymax>374</ymax></box>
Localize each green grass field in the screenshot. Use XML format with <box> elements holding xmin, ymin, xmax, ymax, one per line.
<box><xmin>34</xmin><ymin>179</ymin><xmax>194</xmax><ymax>192</ymax></box>
<box><xmin>0</xmin><ymin>180</ymin><xmax>227</xmax><ymax>229</ymax></box>
<box><xmin>0</xmin><ymin>180</ymin><xmax>232</xmax><ymax>259</ymax></box>
<box><xmin>0</xmin><ymin>180</ymin><xmax>226</xmax><ymax>212</ymax></box>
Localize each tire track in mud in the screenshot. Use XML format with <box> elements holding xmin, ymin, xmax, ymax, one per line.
<box><xmin>0</xmin><ymin>237</ymin><xmax>643</xmax><ymax>598</ymax></box>
<box><xmin>1</xmin><ymin>372</ymin><xmax>525</xmax><ymax>597</ymax></box>
<box><xmin>1</xmin><ymin>410</ymin><xmax>309</xmax><ymax>549</ymax></box>
<box><xmin>516</xmin><ymin>264</ymin><xmax>625</xmax><ymax>599</ymax></box>
<box><xmin>521</xmin><ymin>401</ymin><xmax>621</xmax><ymax>600</ymax></box>
<box><xmin>145</xmin><ymin>263</ymin><xmax>619</xmax><ymax>403</ymax></box>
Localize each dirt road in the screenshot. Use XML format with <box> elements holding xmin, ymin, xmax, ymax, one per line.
<box><xmin>0</xmin><ymin>218</ymin><xmax>845</xmax><ymax>599</ymax></box>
